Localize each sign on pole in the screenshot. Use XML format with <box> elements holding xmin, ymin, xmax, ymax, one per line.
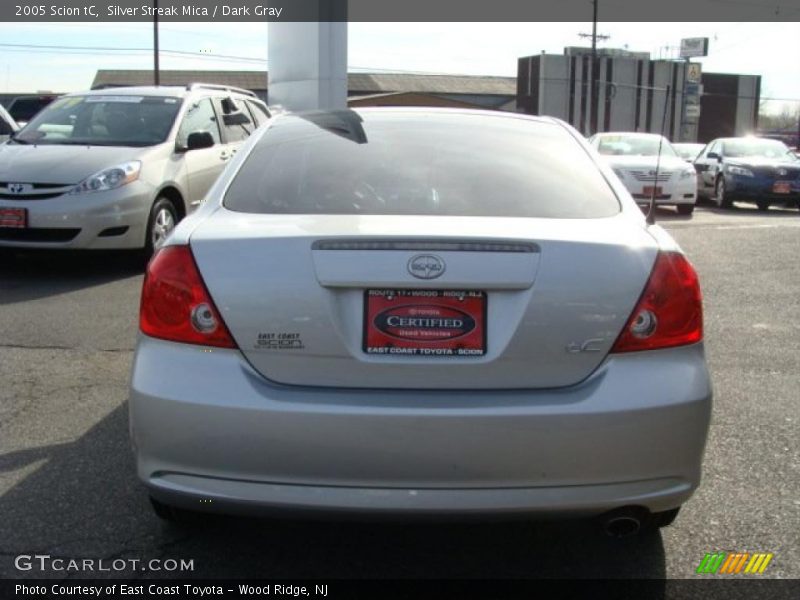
<box><xmin>686</xmin><ymin>63</ymin><xmax>702</xmax><ymax>83</ymax></box>
<box><xmin>680</xmin><ymin>38</ymin><xmax>709</xmax><ymax>59</ymax></box>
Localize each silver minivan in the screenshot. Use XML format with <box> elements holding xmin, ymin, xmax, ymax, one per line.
<box><xmin>0</xmin><ymin>84</ymin><xmax>270</xmax><ymax>253</ymax></box>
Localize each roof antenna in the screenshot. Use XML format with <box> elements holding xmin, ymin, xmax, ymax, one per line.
<box><xmin>647</xmin><ymin>84</ymin><xmax>671</xmax><ymax>226</ymax></box>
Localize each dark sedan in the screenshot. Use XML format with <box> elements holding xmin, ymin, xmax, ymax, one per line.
<box><xmin>693</xmin><ymin>137</ymin><xmax>800</xmax><ymax>211</ymax></box>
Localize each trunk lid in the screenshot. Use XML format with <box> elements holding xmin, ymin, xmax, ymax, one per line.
<box><xmin>189</xmin><ymin>209</ymin><xmax>658</xmax><ymax>389</ymax></box>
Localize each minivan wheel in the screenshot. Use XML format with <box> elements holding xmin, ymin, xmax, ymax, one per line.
<box><xmin>677</xmin><ymin>204</ymin><xmax>695</xmax><ymax>215</ymax></box>
<box><xmin>145</xmin><ymin>197</ymin><xmax>178</xmax><ymax>256</ymax></box>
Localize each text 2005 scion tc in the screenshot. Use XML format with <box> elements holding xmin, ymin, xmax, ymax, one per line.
<box><xmin>129</xmin><ymin>108</ymin><xmax>712</xmax><ymax>536</ymax></box>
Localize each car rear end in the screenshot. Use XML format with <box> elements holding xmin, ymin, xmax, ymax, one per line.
<box><xmin>129</xmin><ymin>110</ymin><xmax>712</xmax><ymax>524</ymax></box>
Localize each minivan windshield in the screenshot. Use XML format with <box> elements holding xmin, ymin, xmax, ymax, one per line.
<box><xmin>13</xmin><ymin>95</ymin><xmax>182</xmax><ymax>147</ymax></box>
<box><xmin>224</xmin><ymin>111</ymin><xmax>621</xmax><ymax>219</ymax></box>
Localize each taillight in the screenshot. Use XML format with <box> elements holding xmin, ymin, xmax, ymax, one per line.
<box><xmin>611</xmin><ymin>251</ymin><xmax>702</xmax><ymax>353</ymax></box>
<box><xmin>139</xmin><ymin>245</ymin><xmax>236</xmax><ymax>348</ymax></box>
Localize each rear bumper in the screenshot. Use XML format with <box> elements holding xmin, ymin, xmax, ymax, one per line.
<box><xmin>130</xmin><ymin>337</ymin><xmax>712</xmax><ymax>517</ymax></box>
<box><xmin>149</xmin><ymin>474</ymin><xmax>694</xmax><ymax>518</ymax></box>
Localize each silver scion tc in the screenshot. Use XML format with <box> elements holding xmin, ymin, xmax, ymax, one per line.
<box><xmin>130</xmin><ymin>109</ymin><xmax>712</xmax><ymax>535</ymax></box>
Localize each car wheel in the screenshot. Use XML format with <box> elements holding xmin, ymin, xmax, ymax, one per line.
<box><xmin>714</xmin><ymin>177</ymin><xmax>732</xmax><ymax>209</ymax></box>
<box><xmin>149</xmin><ymin>496</ymin><xmax>202</xmax><ymax>526</ymax></box>
<box><xmin>145</xmin><ymin>197</ymin><xmax>178</xmax><ymax>256</ymax></box>
<box><xmin>0</xmin><ymin>247</ymin><xmax>16</xmax><ymax>266</ymax></box>
<box><xmin>676</xmin><ymin>204</ymin><xmax>695</xmax><ymax>216</ymax></box>
<box><xmin>649</xmin><ymin>506</ymin><xmax>681</xmax><ymax>529</ymax></box>
<box><xmin>756</xmin><ymin>200</ymin><xmax>769</xmax><ymax>212</ymax></box>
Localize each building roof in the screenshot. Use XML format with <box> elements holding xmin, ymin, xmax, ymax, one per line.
<box><xmin>347</xmin><ymin>91</ymin><xmax>487</xmax><ymax>109</ymax></box>
<box><xmin>92</xmin><ymin>70</ymin><xmax>517</xmax><ymax>96</ymax></box>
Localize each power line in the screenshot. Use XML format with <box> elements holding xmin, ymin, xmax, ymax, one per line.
<box><xmin>0</xmin><ymin>42</ymin><xmax>268</xmax><ymax>64</ymax></box>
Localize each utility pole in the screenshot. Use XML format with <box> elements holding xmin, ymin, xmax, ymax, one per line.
<box><xmin>153</xmin><ymin>0</ymin><xmax>160</xmax><ymax>86</ymax></box>
<box><xmin>578</xmin><ymin>0</ymin><xmax>609</xmax><ymax>135</ymax></box>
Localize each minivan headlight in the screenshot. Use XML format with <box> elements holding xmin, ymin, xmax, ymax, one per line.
<box><xmin>69</xmin><ymin>161</ymin><xmax>141</xmax><ymax>195</ymax></box>
<box><xmin>679</xmin><ymin>167</ymin><xmax>696</xmax><ymax>179</ymax></box>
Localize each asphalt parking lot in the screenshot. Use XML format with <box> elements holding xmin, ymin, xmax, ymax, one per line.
<box><xmin>0</xmin><ymin>203</ymin><xmax>798</xmax><ymax>581</ymax></box>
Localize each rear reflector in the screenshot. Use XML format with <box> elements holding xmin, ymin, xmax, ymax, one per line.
<box><xmin>139</xmin><ymin>245</ymin><xmax>236</xmax><ymax>348</ymax></box>
<box><xmin>611</xmin><ymin>251</ymin><xmax>703</xmax><ymax>353</ymax></box>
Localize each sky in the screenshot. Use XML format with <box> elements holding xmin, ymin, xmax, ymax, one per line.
<box><xmin>0</xmin><ymin>21</ymin><xmax>797</xmax><ymax>113</ymax></box>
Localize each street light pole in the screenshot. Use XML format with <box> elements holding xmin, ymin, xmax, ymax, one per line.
<box><xmin>590</xmin><ymin>0</ymin><xmax>598</xmax><ymax>135</ymax></box>
<box><xmin>153</xmin><ymin>0</ymin><xmax>160</xmax><ymax>86</ymax></box>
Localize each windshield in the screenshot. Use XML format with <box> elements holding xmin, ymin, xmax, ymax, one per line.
<box><xmin>224</xmin><ymin>111</ymin><xmax>621</xmax><ymax>219</ymax></box>
<box><xmin>596</xmin><ymin>135</ymin><xmax>678</xmax><ymax>158</ymax></box>
<box><xmin>674</xmin><ymin>145</ymin><xmax>704</xmax><ymax>160</ymax></box>
<box><xmin>723</xmin><ymin>139</ymin><xmax>796</xmax><ymax>160</ymax></box>
<box><xmin>14</xmin><ymin>95</ymin><xmax>182</xmax><ymax>146</ymax></box>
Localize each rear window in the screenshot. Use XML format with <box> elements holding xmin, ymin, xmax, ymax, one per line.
<box><xmin>224</xmin><ymin>111</ymin><xmax>620</xmax><ymax>218</ymax></box>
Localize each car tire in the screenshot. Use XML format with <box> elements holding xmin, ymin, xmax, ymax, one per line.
<box><xmin>677</xmin><ymin>204</ymin><xmax>695</xmax><ymax>216</ymax></box>
<box><xmin>648</xmin><ymin>506</ymin><xmax>681</xmax><ymax>529</ymax></box>
<box><xmin>144</xmin><ymin>197</ymin><xmax>179</xmax><ymax>257</ymax></box>
<box><xmin>0</xmin><ymin>247</ymin><xmax>16</xmax><ymax>266</ymax></box>
<box><xmin>714</xmin><ymin>177</ymin><xmax>732</xmax><ymax>209</ymax></box>
<box><xmin>149</xmin><ymin>496</ymin><xmax>202</xmax><ymax>526</ymax></box>
<box><xmin>756</xmin><ymin>200</ymin><xmax>769</xmax><ymax>212</ymax></box>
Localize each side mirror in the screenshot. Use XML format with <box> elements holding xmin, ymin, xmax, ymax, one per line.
<box><xmin>185</xmin><ymin>131</ymin><xmax>215</xmax><ymax>151</ymax></box>
<box><xmin>706</xmin><ymin>152</ymin><xmax>720</xmax><ymax>161</ymax></box>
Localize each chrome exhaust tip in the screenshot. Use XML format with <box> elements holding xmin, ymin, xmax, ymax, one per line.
<box><xmin>603</xmin><ymin>515</ymin><xmax>642</xmax><ymax>538</ymax></box>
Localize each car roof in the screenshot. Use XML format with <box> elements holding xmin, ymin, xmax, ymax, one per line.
<box><xmin>714</xmin><ymin>136</ymin><xmax>784</xmax><ymax>143</ymax></box>
<box><xmin>594</xmin><ymin>132</ymin><xmax>666</xmax><ymax>139</ymax></box>
<box><xmin>276</xmin><ymin>106</ymin><xmax>562</xmax><ymax>127</ymax></box>
<box><xmin>66</xmin><ymin>85</ymin><xmax>264</xmax><ymax>101</ymax></box>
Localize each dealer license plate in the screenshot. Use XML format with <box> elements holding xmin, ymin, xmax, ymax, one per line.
<box><xmin>0</xmin><ymin>207</ymin><xmax>26</xmax><ymax>228</ymax></box>
<box><xmin>642</xmin><ymin>186</ymin><xmax>662</xmax><ymax>197</ymax></box>
<box><xmin>773</xmin><ymin>181</ymin><xmax>791</xmax><ymax>194</ymax></box>
<box><xmin>363</xmin><ymin>289</ymin><xmax>486</xmax><ymax>357</ymax></box>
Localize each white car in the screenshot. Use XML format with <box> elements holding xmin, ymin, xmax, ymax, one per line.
<box><xmin>589</xmin><ymin>133</ymin><xmax>698</xmax><ymax>215</ymax></box>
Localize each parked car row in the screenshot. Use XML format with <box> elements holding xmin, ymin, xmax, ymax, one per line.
<box><xmin>587</xmin><ymin>131</ymin><xmax>800</xmax><ymax>215</ymax></box>
<box><xmin>0</xmin><ymin>84</ymin><xmax>270</xmax><ymax>253</ymax></box>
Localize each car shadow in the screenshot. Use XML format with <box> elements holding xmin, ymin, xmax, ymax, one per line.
<box><xmin>0</xmin><ymin>249</ymin><xmax>145</xmax><ymax>306</ymax></box>
<box><xmin>0</xmin><ymin>404</ymin><xmax>667</xmax><ymax>582</ymax></box>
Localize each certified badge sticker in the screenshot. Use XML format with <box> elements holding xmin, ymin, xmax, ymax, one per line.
<box><xmin>364</xmin><ymin>289</ymin><xmax>486</xmax><ymax>356</ymax></box>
